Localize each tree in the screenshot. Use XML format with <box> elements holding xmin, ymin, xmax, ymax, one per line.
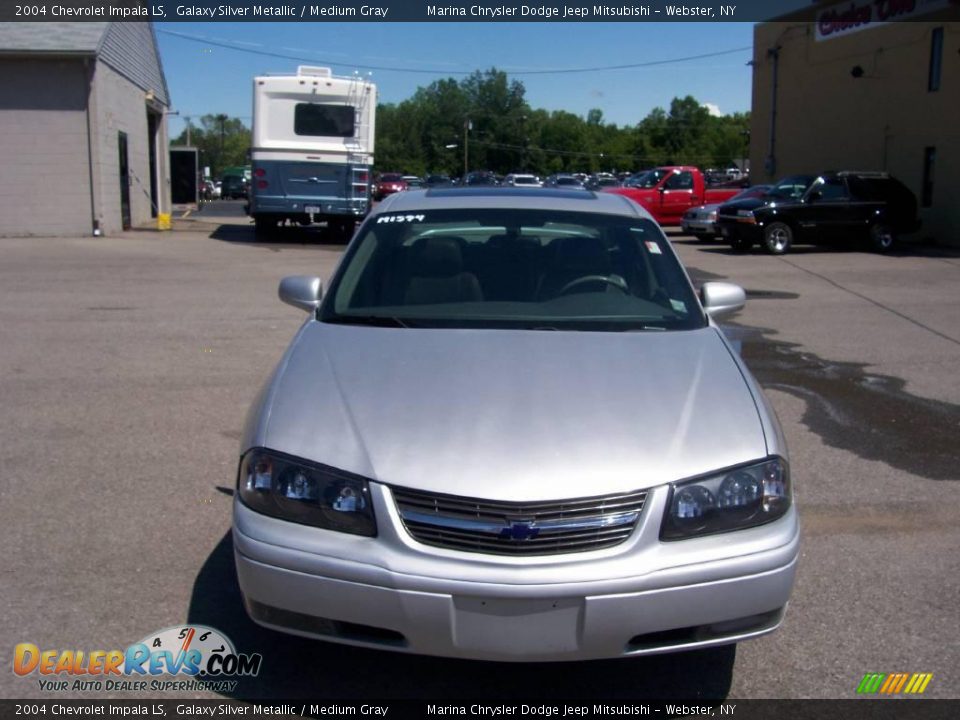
<box><xmin>370</xmin><ymin>68</ymin><xmax>753</xmax><ymax>176</ymax></box>
<box><xmin>172</xmin><ymin>114</ymin><xmax>250</xmax><ymax>178</ymax></box>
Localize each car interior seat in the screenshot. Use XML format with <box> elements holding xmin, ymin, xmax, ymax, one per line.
<box><xmin>402</xmin><ymin>236</ymin><xmax>483</xmax><ymax>306</ymax></box>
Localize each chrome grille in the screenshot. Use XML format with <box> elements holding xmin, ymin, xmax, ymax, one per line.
<box><xmin>392</xmin><ymin>487</ymin><xmax>647</xmax><ymax>556</ymax></box>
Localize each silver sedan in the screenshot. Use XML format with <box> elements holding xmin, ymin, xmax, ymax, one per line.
<box><xmin>234</xmin><ymin>187</ymin><xmax>799</xmax><ymax>662</ymax></box>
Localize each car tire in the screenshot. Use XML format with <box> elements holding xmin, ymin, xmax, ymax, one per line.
<box><xmin>729</xmin><ymin>233</ymin><xmax>753</xmax><ymax>253</ymax></box>
<box><xmin>763</xmin><ymin>222</ymin><xmax>793</xmax><ymax>255</ymax></box>
<box><xmin>869</xmin><ymin>223</ymin><xmax>896</xmax><ymax>253</ymax></box>
<box><xmin>328</xmin><ymin>219</ymin><xmax>355</xmax><ymax>242</ymax></box>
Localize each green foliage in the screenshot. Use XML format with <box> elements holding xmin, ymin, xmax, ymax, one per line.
<box><xmin>374</xmin><ymin>72</ymin><xmax>751</xmax><ymax>177</ymax></box>
<box><xmin>178</xmin><ymin>74</ymin><xmax>751</xmax><ymax>181</ymax></box>
<box><xmin>172</xmin><ymin>114</ymin><xmax>251</xmax><ymax>179</ymax></box>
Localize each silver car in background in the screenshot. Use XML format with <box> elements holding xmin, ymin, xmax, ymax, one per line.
<box><xmin>502</xmin><ymin>173</ymin><xmax>543</xmax><ymax>187</ymax></box>
<box><xmin>682</xmin><ymin>185</ymin><xmax>772</xmax><ymax>240</ymax></box>
<box><xmin>234</xmin><ymin>188</ymin><xmax>799</xmax><ymax>661</ymax></box>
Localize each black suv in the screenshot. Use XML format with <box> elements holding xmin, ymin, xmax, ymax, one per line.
<box><xmin>221</xmin><ymin>175</ymin><xmax>248</xmax><ymax>200</ymax></box>
<box><xmin>717</xmin><ymin>171</ymin><xmax>920</xmax><ymax>255</ymax></box>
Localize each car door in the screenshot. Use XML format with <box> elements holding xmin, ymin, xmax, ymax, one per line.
<box><xmin>658</xmin><ymin>170</ymin><xmax>698</xmax><ymax>223</ymax></box>
<box><xmin>794</xmin><ymin>176</ymin><xmax>855</xmax><ymax>243</ymax></box>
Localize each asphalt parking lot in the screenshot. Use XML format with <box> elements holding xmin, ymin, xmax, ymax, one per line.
<box><xmin>1</xmin><ymin>218</ymin><xmax>958</xmax><ymax>700</ymax></box>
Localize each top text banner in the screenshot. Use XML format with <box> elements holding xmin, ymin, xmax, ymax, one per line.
<box><xmin>4</xmin><ymin>0</ymin><xmax>933</xmax><ymax>24</ymax></box>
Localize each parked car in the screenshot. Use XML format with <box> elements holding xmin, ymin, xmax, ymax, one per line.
<box><xmin>463</xmin><ymin>170</ymin><xmax>499</xmax><ymax>187</ymax></box>
<box><xmin>423</xmin><ymin>174</ymin><xmax>453</xmax><ymax>188</ymax></box>
<box><xmin>373</xmin><ymin>173</ymin><xmax>407</xmax><ymax>201</ymax></box>
<box><xmin>681</xmin><ymin>185</ymin><xmax>772</xmax><ymax>240</ymax></box>
<box><xmin>585</xmin><ymin>173</ymin><xmax>621</xmax><ymax>191</ymax></box>
<box><xmin>543</xmin><ymin>174</ymin><xmax>585</xmax><ymax>189</ymax></box>
<box><xmin>604</xmin><ymin>167</ymin><xmax>743</xmax><ymax>225</ymax></box>
<box><xmin>502</xmin><ymin>173</ymin><xmax>542</xmax><ymax>188</ymax></box>
<box><xmin>234</xmin><ymin>187</ymin><xmax>799</xmax><ymax>662</ymax></box>
<box><xmin>221</xmin><ymin>175</ymin><xmax>248</xmax><ymax>200</ymax></box>
<box><xmin>719</xmin><ymin>171</ymin><xmax>919</xmax><ymax>254</ymax></box>
<box><xmin>716</xmin><ymin>175</ymin><xmax>816</xmax><ymax>251</ymax></box>
<box><xmin>402</xmin><ymin>175</ymin><xmax>424</xmax><ymax>189</ymax></box>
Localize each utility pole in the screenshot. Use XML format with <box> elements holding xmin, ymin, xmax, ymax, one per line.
<box><xmin>217</xmin><ymin>113</ymin><xmax>227</xmax><ymax>174</ymax></box>
<box><xmin>765</xmin><ymin>46</ymin><xmax>780</xmax><ymax>178</ymax></box>
<box><xmin>464</xmin><ymin>118</ymin><xmax>471</xmax><ymax>179</ymax></box>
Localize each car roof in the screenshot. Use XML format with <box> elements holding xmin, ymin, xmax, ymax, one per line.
<box><xmin>372</xmin><ymin>187</ymin><xmax>653</xmax><ymax>219</ymax></box>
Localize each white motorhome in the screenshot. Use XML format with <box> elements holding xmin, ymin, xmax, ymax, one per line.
<box><xmin>249</xmin><ymin>66</ymin><xmax>376</xmax><ymax>237</ymax></box>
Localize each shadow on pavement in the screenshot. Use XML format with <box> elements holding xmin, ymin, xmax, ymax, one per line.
<box><xmin>678</xmin><ymin>237</ymin><xmax>960</xmax><ymax>259</ymax></box>
<box><xmin>188</xmin><ymin>532</ymin><xmax>736</xmax><ymax>701</ymax></box>
<box><xmin>208</xmin><ymin>224</ymin><xmax>350</xmax><ymax>250</ymax></box>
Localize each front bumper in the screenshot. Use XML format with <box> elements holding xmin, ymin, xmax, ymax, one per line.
<box><xmin>681</xmin><ymin>218</ymin><xmax>718</xmax><ymax>235</ymax></box>
<box><xmin>233</xmin><ymin>483</ymin><xmax>799</xmax><ymax>662</ymax></box>
<box><xmin>250</xmin><ymin>195</ymin><xmax>368</xmax><ymax>218</ymax></box>
<box><xmin>718</xmin><ymin>219</ymin><xmax>762</xmax><ymax>242</ymax></box>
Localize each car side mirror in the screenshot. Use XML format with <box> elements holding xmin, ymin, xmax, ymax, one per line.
<box><xmin>700</xmin><ymin>282</ymin><xmax>746</xmax><ymax>320</ymax></box>
<box><xmin>806</xmin><ymin>191</ymin><xmax>821</xmax><ymax>203</ymax></box>
<box><xmin>279</xmin><ymin>275</ymin><xmax>323</xmax><ymax>312</ymax></box>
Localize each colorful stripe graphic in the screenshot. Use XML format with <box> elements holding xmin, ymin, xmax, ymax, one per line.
<box><xmin>857</xmin><ymin>672</ymin><xmax>933</xmax><ymax>694</ymax></box>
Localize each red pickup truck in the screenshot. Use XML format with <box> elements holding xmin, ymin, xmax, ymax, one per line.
<box><xmin>604</xmin><ymin>166</ymin><xmax>743</xmax><ymax>225</ymax></box>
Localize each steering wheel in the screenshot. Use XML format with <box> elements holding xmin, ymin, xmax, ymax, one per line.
<box><xmin>558</xmin><ymin>274</ymin><xmax>629</xmax><ymax>296</ymax></box>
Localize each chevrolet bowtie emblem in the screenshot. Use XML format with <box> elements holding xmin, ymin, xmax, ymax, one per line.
<box><xmin>500</xmin><ymin>520</ymin><xmax>540</xmax><ymax>541</ymax></box>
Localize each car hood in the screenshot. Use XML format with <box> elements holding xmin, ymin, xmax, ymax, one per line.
<box><xmin>252</xmin><ymin>323</ymin><xmax>768</xmax><ymax>501</ymax></box>
<box><xmin>686</xmin><ymin>204</ymin><xmax>721</xmax><ymax>217</ymax></box>
<box><xmin>718</xmin><ymin>196</ymin><xmax>775</xmax><ymax>214</ymax></box>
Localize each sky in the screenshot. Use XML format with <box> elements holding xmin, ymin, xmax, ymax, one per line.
<box><xmin>156</xmin><ymin>22</ymin><xmax>763</xmax><ymax>137</ymax></box>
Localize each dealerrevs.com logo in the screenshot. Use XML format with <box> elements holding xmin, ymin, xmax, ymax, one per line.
<box><xmin>13</xmin><ymin>625</ymin><xmax>262</xmax><ymax>693</ymax></box>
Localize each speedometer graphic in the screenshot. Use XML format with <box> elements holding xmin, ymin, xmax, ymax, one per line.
<box><xmin>127</xmin><ymin>625</ymin><xmax>240</xmax><ymax>676</ymax></box>
<box><xmin>136</xmin><ymin>625</ymin><xmax>236</xmax><ymax>657</ymax></box>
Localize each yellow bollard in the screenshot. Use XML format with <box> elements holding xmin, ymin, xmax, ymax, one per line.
<box><xmin>157</xmin><ymin>212</ymin><xmax>172</xmax><ymax>231</ymax></box>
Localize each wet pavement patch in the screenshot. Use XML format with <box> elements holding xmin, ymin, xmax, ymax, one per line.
<box><xmin>727</xmin><ymin>325</ymin><xmax>960</xmax><ymax>481</ymax></box>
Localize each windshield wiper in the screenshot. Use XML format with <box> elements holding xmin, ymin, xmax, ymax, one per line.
<box><xmin>325</xmin><ymin>315</ymin><xmax>412</xmax><ymax>328</ymax></box>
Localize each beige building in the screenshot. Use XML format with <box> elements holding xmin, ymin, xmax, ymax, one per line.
<box><xmin>0</xmin><ymin>22</ymin><xmax>171</xmax><ymax>237</ymax></box>
<box><xmin>750</xmin><ymin>3</ymin><xmax>958</xmax><ymax>244</ymax></box>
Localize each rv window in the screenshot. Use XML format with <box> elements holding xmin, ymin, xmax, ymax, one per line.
<box><xmin>294</xmin><ymin>104</ymin><xmax>355</xmax><ymax>137</ymax></box>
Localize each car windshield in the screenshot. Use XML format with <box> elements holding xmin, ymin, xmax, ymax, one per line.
<box><xmin>624</xmin><ymin>169</ymin><xmax>668</xmax><ymax>188</ymax></box>
<box><xmin>731</xmin><ymin>185</ymin><xmax>770</xmax><ymax>201</ymax></box>
<box><xmin>768</xmin><ymin>175</ymin><xmax>815</xmax><ymax>199</ymax></box>
<box><xmin>380</xmin><ymin>174</ymin><xmax>404</xmax><ymax>182</ymax></box>
<box><xmin>321</xmin><ymin>208</ymin><xmax>705</xmax><ymax>332</ymax></box>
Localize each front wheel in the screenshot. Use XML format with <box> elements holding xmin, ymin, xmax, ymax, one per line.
<box><xmin>869</xmin><ymin>223</ymin><xmax>896</xmax><ymax>253</ymax></box>
<box><xmin>763</xmin><ymin>222</ymin><xmax>793</xmax><ymax>255</ymax></box>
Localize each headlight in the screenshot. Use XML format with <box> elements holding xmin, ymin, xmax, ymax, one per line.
<box><xmin>707</xmin><ymin>211</ymin><xmax>717</xmax><ymax>221</ymax></box>
<box><xmin>660</xmin><ymin>457</ymin><xmax>790</xmax><ymax>540</ymax></box>
<box><xmin>238</xmin><ymin>449</ymin><xmax>376</xmax><ymax>536</ymax></box>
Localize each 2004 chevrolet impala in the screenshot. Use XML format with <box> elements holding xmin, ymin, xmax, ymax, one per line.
<box><xmin>234</xmin><ymin>187</ymin><xmax>799</xmax><ymax>661</ymax></box>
